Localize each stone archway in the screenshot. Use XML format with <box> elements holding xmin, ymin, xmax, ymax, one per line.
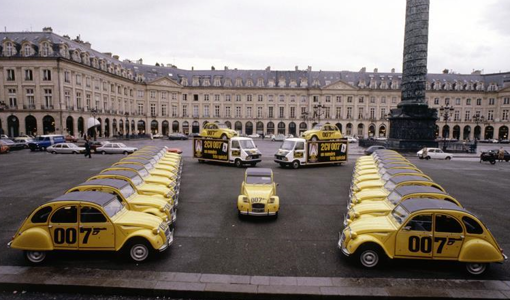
<box><xmin>66</xmin><ymin>116</ymin><xmax>74</xmax><ymax>135</ymax></box>
<box><xmin>78</xmin><ymin>117</ymin><xmax>84</xmax><ymax>137</ymax></box>
<box><xmin>192</xmin><ymin>121</ymin><xmax>200</xmax><ymax>134</ymax></box>
<box><xmin>288</xmin><ymin>122</ymin><xmax>296</xmax><ymax>136</ymax></box>
<box><xmin>43</xmin><ymin>115</ymin><xmax>55</xmax><ymax>134</ymax></box>
<box><xmin>379</xmin><ymin>125</ymin><xmax>387</xmax><ymax>137</ymax></box>
<box><xmin>225</xmin><ymin>121</ymin><xmax>232</xmax><ymax>129</ymax></box>
<box><xmin>172</xmin><ymin>121</ymin><xmax>179</xmax><ymax>133</ymax></box>
<box><xmin>151</xmin><ymin>120</ymin><xmax>158</xmax><ymax>134</ymax></box>
<box><xmin>484</xmin><ymin>126</ymin><xmax>494</xmax><ymax>140</ymax></box>
<box><xmin>113</xmin><ymin>119</ymin><xmax>118</xmax><ymax>136</ymax></box>
<box><xmin>234</xmin><ymin>121</ymin><xmax>242</xmax><ymax>133</ymax></box>
<box><xmin>368</xmin><ymin>124</ymin><xmax>376</xmax><ymax>137</ymax></box>
<box><xmin>499</xmin><ymin>126</ymin><xmax>508</xmax><ymax>140</ymax></box>
<box><xmin>25</xmin><ymin>115</ymin><xmax>37</xmax><ymax>136</ymax></box>
<box><xmin>137</xmin><ymin>120</ymin><xmax>145</xmax><ymax>135</ymax></box>
<box><xmin>453</xmin><ymin>125</ymin><xmax>460</xmax><ymax>140</ymax></box>
<box><xmin>182</xmin><ymin>121</ymin><xmax>189</xmax><ymax>134</ymax></box>
<box><xmin>335</xmin><ymin>123</ymin><xmax>342</xmax><ymax>134</ymax></box>
<box><xmin>7</xmin><ymin>115</ymin><xmax>20</xmax><ymax>137</ymax></box>
<box><xmin>267</xmin><ymin>122</ymin><xmax>275</xmax><ymax>134</ymax></box>
<box><xmin>346</xmin><ymin>123</ymin><xmax>353</xmax><ymax>136</ymax></box>
<box><xmin>256</xmin><ymin>121</ymin><xmax>264</xmax><ymax>134</ymax></box>
<box><xmin>104</xmin><ymin>118</ymin><xmax>110</xmax><ymax>137</ymax></box>
<box><xmin>299</xmin><ymin>122</ymin><xmax>307</xmax><ymax>134</ymax></box>
<box><xmin>162</xmin><ymin>120</ymin><xmax>169</xmax><ymax>135</ymax></box>
<box><xmin>357</xmin><ymin>123</ymin><xmax>364</xmax><ymax>137</ymax></box>
<box><xmin>245</xmin><ymin>121</ymin><xmax>253</xmax><ymax>135</ymax></box>
<box><xmin>442</xmin><ymin>125</ymin><xmax>450</xmax><ymax>138</ymax></box>
<box><xmin>277</xmin><ymin>122</ymin><xmax>286</xmax><ymax>135</ymax></box>
<box><xmin>463</xmin><ymin>125</ymin><xmax>471</xmax><ymax>140</ymax></box>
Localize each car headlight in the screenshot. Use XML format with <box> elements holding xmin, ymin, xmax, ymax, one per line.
<box><xmin>166</xmin><ymin>192</ymin><xmax>172</xmax><ymax>198</ymax></box>
<box><xmin>243</xmin><ymin>196</ymin><xmax>249</xmax><ymax>203</ymax></box>
<box><xmin>152</xmin><ymin>228</ymin><xmax>160</xmax><ymax>235</ymax></box>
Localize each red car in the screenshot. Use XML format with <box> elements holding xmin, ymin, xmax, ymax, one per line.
<box><xmin>65</xmin><ymin>135</ymin><xmax>78</xmax><ymax>142</ymax></box>
<box><xmin>167</xmin><ymin>148</ymin><xmax>183</xmax><ymax>154</ymax></box>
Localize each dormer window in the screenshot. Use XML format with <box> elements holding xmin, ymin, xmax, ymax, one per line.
<box><xmin>60</xmin><ymin>44</ymin><xmax>69</xmax><ymax>59</ymax></box>
<box><xmin>300</xmin><ymin>78</ymin><xmax>308</xmax><ymax>88</ymax></box>
<box><xmin>289</xmin><ymin>79</ymin><xmax>297</xmax><ymax>88</ymax></box>
<box><xmin>224</xmin><ymin>78</ymin><xmax>232</xmax><ymax>87</ymax></box>
<box><xmin>40</xmin><ymin>42</ymin><xmax>51</xmax><ymax>57</ymax></box>
<box><xmin>192</xmin><ymin>76</ymin><xmax>200</xmax><ymax>86</ymax></box>
<box><xmin>278</xmin><ymin>77</ymin><xmax>286</xmax><ymax>87</ymax></box>
<box><xmin>245</xmin><ymin>78</ymin><xmax>254</xmax><ymax>87</ymax></box>
<box><xmin>4</xmin><ymin>42</ymin><xmax>14</xmax><ymax>56</ymax></box>
<box><xmin>267</xmin><ymin>79</ymin><xmax>275</xmax><ymax>87</ymax></box>
<box><xmin>235</xmin><ymin>77</ymin><xmax>243</xmax><ymax>87</ymax></box>
<box><xmin>180</xmin><ymin>77</ymin><xmax>188</xmax><ymax>86</ymax></box>
<box><xmin>202</xmin><ymin>77</ymin><xmax>211</xmax><ymax>86</ymax></box>
<box><xmin>256</xmin><ymin>78</ymin><xmax>265</xmax><ymax>87</ymax></box>
<box><xmin>213</xmin><ymin>76</ymin><xmax>222</xmax><ymax>86</ymax></box>
<box><xmin>23</xmin><ymin>44</ymin><xmax>32</xmax><ymax>57</ymax></box>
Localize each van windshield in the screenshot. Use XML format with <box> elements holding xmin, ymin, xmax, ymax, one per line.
<box><xmin>240</xmin><ymin>140</ymin><xmax>256</xmax><ymax>149</ymax></box>
<box><xmin>281</xmin><ymin>140</ymin><xmax>295</xmax><ymax>150</ymax></box>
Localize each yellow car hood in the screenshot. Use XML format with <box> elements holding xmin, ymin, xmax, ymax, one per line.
<box><xmin>114</xmin><ymin>210</ymin><xmax>162</xmax><ymax>229</ymax></box>
<box><xmin>244</xmin><ymin>185</ymin><xmax>273</xmax><ymax>203</ymax></box>
<box><xmin>356</xmin><ymin>179</ymin><xmax>384</xmax><ymax>191</ymax></box>
<box><xmin>130</xmin><ymin>194</ymin><xmax>168</xmax><ymax>207</ymax></box>
<box><xmin>354</xmin><ymin>188</ymin><xmax>389</xmax><ymax>201</ymax></box>
<box><xmin>145</xmin><ymin>175</ymin><xmax>171</xmax><ymax>186</ymax></box>
<box><xmin>138</xmin><ymin>184</ymin><xmax>171</xmax><ymax>196</ymax></box>
<box><xmin>349</xmin><ymin>215</ymin><xmax>397</xmax><ymax>234</ymax></box>
<box><xmin>354</xmin><ymin>174</ymin><xmax>381</xmax><ymax>184</ymax></box>
<box><xmin>352</xmin><ymin>200</ymin><xmax>393</xmax><ymax>215</ymax></box>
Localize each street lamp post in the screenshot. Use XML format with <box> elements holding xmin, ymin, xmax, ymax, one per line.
<box><xmin>473</xmin><ymin>113</ymin><xmax>488</xmax><ymax>141</ymax></box>
<box><xmin>439</xmin><ymin>105</ymin><xmax>455</xmax><ymax>151</ymax></box>
<box><xmin>125</xmin><ymin>112</ymin><xmax>130</xmax><ymax>140</ymax></box>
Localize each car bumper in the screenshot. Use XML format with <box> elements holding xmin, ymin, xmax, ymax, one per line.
<box><xmin>239</xmin><ymin>210</ymin><xmax>277</xmax><ymax>216</ymax></box>
<box><xmin>338</xmin><ymin>232</ymin><xmax>350</xmax><ymax>256</ymax></box>
<box><xmin>158</xmin><ymin>228</ymin><xmax>174</xmax><ymax>252</ymax></box>
<box><xmin>7</xmin><ymin>241</ymin><xmax>12</xmax><ymax>248</ymax></box>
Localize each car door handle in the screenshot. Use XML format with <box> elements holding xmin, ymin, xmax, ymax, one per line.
<box><xmin>48</xmin><ymin>225</ymin><xmax>53</xmax><ymax>228</ymax></box>
<box><xmin>460</xmin><ymin>235</ymin><xmax>465</xmax><ymax>239</ymax></box>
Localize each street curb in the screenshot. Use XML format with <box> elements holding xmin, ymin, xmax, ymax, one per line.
<box><xmin>0</xmin><ymin>266</ymin><xmax>509</xmax><ymax>299</ymax></box>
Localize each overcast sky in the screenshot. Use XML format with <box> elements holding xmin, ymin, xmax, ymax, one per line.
<box><xmin>2</xmin><ymin>0</ymin><xmax>509</xmax><ymax>74</ymax></box>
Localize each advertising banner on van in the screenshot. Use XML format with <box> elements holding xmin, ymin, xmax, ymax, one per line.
<box><xmin>193</xmin><ymin>138</ymin><xmax>229</xmax><ymax>161</ymax></box>
<box><xmin>307</xmin><ymin>140</ymin><xmax>348</xmax><ymax>163</ymax></box>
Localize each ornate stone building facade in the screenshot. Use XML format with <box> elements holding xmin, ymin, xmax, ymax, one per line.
<box><xmin>1</xmin><ymin>28</ymin><xmax>510</xmax><ymax>140</ymax></box>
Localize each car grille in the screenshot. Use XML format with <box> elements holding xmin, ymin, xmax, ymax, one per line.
<box><xmin>251</xmin><ymin>155</ymin><xmax>260</xmax><ymax>159</ymax></box>
<box><xmin>275</xmin><ymin>155</ymin><xmax>285</xmax><ymax>160</ymax></box>
<box><xmin>252</xmin><ymin>203</ymin><xmax>265</xmax><ymax>209</ymax></box>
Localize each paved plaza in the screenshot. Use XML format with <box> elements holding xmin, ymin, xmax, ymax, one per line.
<box><xmin>0</xmin><ymin>139</ymin><xmax>509</xmax><ymax>284</ymax></box>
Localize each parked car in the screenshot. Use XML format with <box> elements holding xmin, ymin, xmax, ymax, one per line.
<box><xmin>346</xmin><ymin>136</ymin><xmax>358</xmax><ymax>143</ymax></box>
<box><xmin>480</xmin><ymin>149</ymin><xmax>510</xmax><ymax>164</ymax></box>
<box><xmin>28</xmin><ymin>135</ymin><xmax>66</xmax><ymax>151</ymax></box>
<box><xmin>200</xmin><ymin>123</ymin><xmax>238</xmax><ymax>140</ymax></box>
<box><xmin>301</xmin><ymin>123</ymin><xmax>342</xmax><ymax>141</ymax></box>
<box><xmin>237</xmin><ymin>168</ymin><xmax>280</xmax><ymax>218</ymax></box>
<box><xmin>0</xmin><ymin>139</ymin><xmax>26</xmax><ymax>150</ymax></box>
<box><xmin>65</xmin><ymin>135</ymin><xmax>78</xmax><ymax>142</ymax></box>
<box><xmin>12</xmin><ymin>138</ymin><xmax>32</xmax><ymax>148</ymax></box>
<box><xmin>89</xmin><ymin>141</ymin><xmax>110</xmax><ymax>152</ymax></box>
<box><xmin>0</xmin><ymin>140</ymin><xmax>10</xmax><ymax>153</ymax></box>
<box><xmin>417</xmin><ymin>148</ymin><xmax>453</xmax><ymax>160</ymax></box>
<box><xmin>152</xmin><ymin>133</ymin><xmax>164</xmax><ymax>139</ymax></box>
<box><xmin>364</xmin><ymin>145</ymin><xmax>386</xmax><ymax>155</ymax></box>
<box><xmin>168</xmin><ymin>133</ymin><xmax>188</xmax><ymax>140</ymax></box>
<box><xmin>47</xmin><ymin>143</ymin><xmax>85</xmax><ymax>154</ymax></box>
<box><xmin>270</xmin><ymin>134</ymin><xmax>286</xmax><ymax>141</ymax></box>
<box><xmin>96</xmin><ymin>143</ymin><xmax>138</xmax><ymax>154</ymax></box>
<box><xmin>248</xmin><ymin>133</ymin><xmax>260</xmax><ymax>138</ymax></box>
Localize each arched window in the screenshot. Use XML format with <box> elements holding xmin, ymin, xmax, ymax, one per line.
<box><xmin>379</xmin><ymin>125</ymin><xmax>387</xmax><ymax>137</ymax></box>
<box><xmin>224</xmin><ymin>121</ymin><xmax>232</xmax><ymax>129</ymax></box>
<box><xmin>277</xmin><ymin>122</ymin><xmax>286</xmax><ymax>135</ymax></box>
<box><xmin>256</xmin><ymin>121</ymin><xmax>264</xmax><ymax>134</ymax></box>
<box><xmin>192</xmin><ymin>121</ymin><xmax>200</xmax><ymax>133</ymax></box>
<box><xmin>235</xmin><ymin>121</ymin><xmax>243</xmax><ymax>133</ymax></box>
<box><xmin>172</xmin><ymin>121</ymin><xmax>179</xmax><ymax>133</ymax></box>
<box><xmin>453</xmin><ymin>125</ymin><xmax>461</xmax><ymax>140</ymax></box>
<box><xmin>357</xmin><ymin>123</ymin><xmax>364</xmax><ymax>137</ymax></box>
<box><xmin>498</xmin><ymin>126</ymin><xmax>508</xmax><ymax>140</ymax></box>
<box><xmin>267</xmin><ymin>122</ymin><xmax>275</xmax><ymax>134</ymax></box>
<box><xmin>245</xmin><ymin>122</ymin><xmax>253</xmax><ymax>135</ymax></box>
<box><xmin>288</xmin><ymin>122</ymin><xmax>296</xmax><ymax>136</ymax></box>
<box><xmin>299</xmin><ymin>122</ymin><xmax>307</xmax><ymax>134</ymax></box>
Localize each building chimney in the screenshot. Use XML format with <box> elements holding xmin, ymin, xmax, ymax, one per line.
<box><xmin>84</xmin><ymin>42</ymin><xmax>92</xmax><ymax>49</ymax></box>
<box><xmin>443</xmin><ymin>69</ymin><xmax>449</xmax><ymax>74</ymax></box>
<box><xmin>266</xmin><ymin>66</ymin><xmax>271</xmax><ymax>71</ymax></box>
<box><xmin>113</xmin><ymin>55</ymin><xmax>119</xmax><ymax>60</ymax></box>
<box><xmin>42</xmin><ymin>27</ymin><xmax>53</xmax><ymax>33</ymax></box>
<box><xmin>391</xmin><ymin>68</ymin><xmax>395</xmax><ymax>73</ymax></box>
<box><xmin>374</xmin><ymin>68</ymin><xmax>378</xmax><ymax>73</ymax></box>
<box><xmin>138</xmin><ymin>58</ymin><xmax>143</xmax><ymax>65</ymax></box>
<box><xmin>307</xmin><ymin>66</ymin><xmax>312</xmax><ymax>72</ymax></box>
<box><xmin>63</xmin><ymin>34</ymin><xmax>70</xmax><ymax>40</ymax></box>
<box><xmin>224</xmin><ymin>66</ymin><xmax>228</xmax><ymax>70</ymax></box>
<box><xmin>359</xmin><ymin>67</ymin><xmax>366</xmax><ymax>73</ymax></box>
<box><xmin>103</xmin><ymin>52</ymin><xmax>112</xmax><ymax>57</ymax></box>
<box><xmin>295</xmin><ymin>66</ymin><xmax>299</xmax><ymax>71</ymax></box>
<box><xmin>167</xmin><ymin>64</ymin><xmax>172</xmax><ymax>67</ymax></box>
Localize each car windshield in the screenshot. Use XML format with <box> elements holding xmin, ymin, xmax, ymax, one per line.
<box><xmin>103</xmin><ymin>198</ymin><xmax>124</xmax><ymax>218</ymax></box>
<box><xmin>144</xmin><ymin>162</ymin><xmax>153</xmax><ymax>170</ymax></box>
<box><xmin>240</xmin><ymin>140</ymin><xmax>256</xmax><ymax>149</ymax></box>
<box><xmin>391</xmin><ymin>205</ymin><xmax>409</xmax><ymax>224</ymax></box>
<box><xmin>69</xmin><ymin>144</ymin><xmax>77</xmax><ymax>148</ymax></box>
<box><xmin>119</xmin><ymin>143</ymin><xmax>127</xmax><ymax>148</ymax></box>
<box><xmin>217</xmin><ymin>124</ymin><xmax>227</xmax><ymax>129</ymax></box>
<box><xmin>281</xmin><ymin>140</ymin><xmax>295</xmax><ymax>150</ymax></box>
<box><xmin>131</xmin><ymin>174</ymin><xmax>143</xmax><ymax>186</ymax></box>
<box><xmin>246</xmin><ymin>175</ymin><xmax>272</xmax><ymax>184</ymax></box>
<box><xmin>119</xmin><ymin>184</ymin><xmax>135</xmax><ymax>199</ymax></box>
<box><xmin>312</xmin><ymin>124</ymin><xmax>323</xmax><ymax>130</ymax></box>
<box><xmin>387</xmin><ymin>190</ymin><xmax>402</xmax><ymax>205</ymax></box>
<box><xmin>384</xmin><ymin>180</ymin><xmax>397</xmax><ymax>191</ymax></box>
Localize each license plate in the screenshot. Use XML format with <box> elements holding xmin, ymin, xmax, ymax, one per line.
<box><xmin>252</xmin><ymin>208</ymin><xmax>264</xmax><ymax>212</ymax></box>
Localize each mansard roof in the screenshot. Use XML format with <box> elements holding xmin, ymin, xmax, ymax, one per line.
<box><xmin>2</xmin><ymin>30</ymin><xmax>510</xmax><ymax>91</ymax></box>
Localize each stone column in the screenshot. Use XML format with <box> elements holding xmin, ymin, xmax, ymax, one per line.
<box><xmin>387</xmin><ymin>0</ymin><xmax>438</xmax><ymax>150</ymax></box>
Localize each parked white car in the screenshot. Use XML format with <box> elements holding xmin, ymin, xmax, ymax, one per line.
<box><xmin>417</xmin><ymin>147</ymin><xmax>453</xmax><ymax>160</ymax></box>
<box><xmin>96</xmin><ymin>143</ymin><xmax>138</xmax><ymax>154</ymax></box>
<box><xmin>346</xmin><ymin>136</ymin><xmax>358</xmax><ymax>143</ymax></box>
<box><xmin>270</xmin><ymin>134</ymin><xmax>287</xmax><ymax>141</ymax></box>
<box><xmin>47</xmin><ymin>143</ymin><xmax>85</xmax><ymax>154</ymax></box>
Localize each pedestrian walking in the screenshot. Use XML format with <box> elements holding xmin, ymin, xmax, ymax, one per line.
<box><xmin>84</xmin><ymin>139</ymin><xmax>92</xmax><ymax>158</ymax></box>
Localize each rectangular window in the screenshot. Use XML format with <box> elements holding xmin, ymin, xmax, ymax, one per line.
<box><xmin>258</xmin><ymin>95</ymin><xmax>263</xmax><ymax>102</ymax></box>
<box><xmin>193</xmin><ymin>105</ymin><xmax>199</xmax><ymax>117</ymax></box>
<box><xmin>204</xmin><ymin>105</ymin><xmax>209</xmax><ymax>117</ymax></box>
<box><xmin>347</xmin><ymin>107</ymin><xmax>353</xmax><ymax>119</ymax></box>
<box><xmin>138</xmin><ymin>103</ymin><xmax>144</xmax><ymax>115</ymax></box>
<box><xmin>290</xmin><ymin>95</ymin><xmax>295</xmax><ymax>103</ymax></box>
<box><xmin>489</xmin><ymin>98</ymin><xmax>495</xmax><ymax>105</ymax></box>
<box><xmin>359</xmin><ymin>97</ymin><xmax>364</xmax><ymax>104</ymax></box>
<box><xmin>324</xmin><ymin>107</ymin><xmax>330</xmax><ymax>118</ymax></box>
<box><xmin>336</xmin><ymin>96</ymin><xmax>342</xmax><ymax>103</ymax></box>
<box><xmin>194</xmin><ymin>94</ymin><xmax>199</xmax><ymax>101</ymax></box>
<box><xmin>172</xmin><ymin>105</ymin><xmax>178</xmax><ymax>117</ymax></box>
<box><xmin>381</xmin><ymin>97</ymin><xmax>386</xmax><ymax>104</ymax></box>
<box><xmin>246</xmin><ymin>107</ymin><xmax>252</xmax><ymax>118</ymax></box>
<box><xmin>257</xmin><ymin>107</ymin><xmax>263</xmax><ymax>118</ymax></box>
<box><xmin>370</xmin><ymin>107</ymin><xmax>375</xmax><ymax>119</ymax></box>
<box><xmin>445</xmin><ymin>98</ymin><xmax>450</xmax><ymax>106</ymax></box>
<box><xmin>76</xmin><ymin>92</ymin><xmax>82</xmax><ymax>109</ymax></box>
<box><xmin>182</xmin><ymin>94</ymin><xmax>187</xmax><ymax>101</ymax></box>
<box><xmin>454</xmin><ymin>110</ymin><xmax>460</xmax><ymax>121</ymax></box>
<box><xmin>268</xmin><ymin>107</ymin><xmax>274</xmax><ymax>118</ymax></box>
<box><xmin>86</xmin><ymin>77</ymin><xmax>91</xmax><ymax>88</ymax></box>
<box><xmin>504</xmin><ymin>98</ymin><xmax>509</xmax><ymax>105</ymax></box>
<box><xmin>347</xmin><ymin>96</ymin><xmax>353</xmax><ymax>103</ymax></box>
<box><xmin>151</xmin><ymin>103</ymin><xmax>156</xmax><ymax>116</ymax></box>
<box><xmin>434</xmin><ymin>98</ymin><xmax>439</xmax><ymax>105</ymax></box>
<box><xmin>488</xmin><ymin>110</ymin><xmax>494</xmax><ymax>121</ymax></box>
<box><xmin>103</xmin><ymin>82</ymin><xmax>108</xmax><ymax>92</ymax></box>
<box><xmin>42</xmin><ymin>69</ymin><xmax>52</xmax><ymax>81</ymax></box>
<box><xmin>150</xmin><ymin>91</ymin><xmax>156</xmax><ymax>99</ymax></box>
<box><xmin>325</xmin><ymin>96</ymin><xmax>331</xmax><ymax>103</ymax></box>
<box><xmin>476</xmin><ymin>98</ymin><xmax>482</xmax><ymax>105</ymax></box>
<box><xmin>7</xmin><ymin>69</ymin><xmax>15</xmax><ymax>81</ymax></box>
<box><xmin>25</xmin><ymin>69</ymin><xmax>33</xmax><ymax>81</ymax></box>
<box><xmin>95</xmin><ymin>79</ymin><xmax>100</xmax><ymax>90</ymax></box>
<box><xmin>236</xmin><ymin>95</ymin><xmax>241</xmax><ymax>102</ymax></box>
<box><xmin>44</xmin><ymin>89</ymin><xmax>53</xmax><ymax>108</ymax></box>
<box><xmin>466</xmin><ymin>98</ymin><xmax>471</xmax><ymax>105</ymax></box>
<box><xmin>247</xmin><ymin>95</ymin><xmax>252</xmax><ymax>102</ymax></box>
<box><xmin>465</xmin><ymin>110</ymin><xmax>471</xmax><ymax>121</ymax></box>
<box><xmin>336</xmin><ymin>107</ymin><xmax>342</xmax><ymax>119</ymax></box>
<box><xmin>26</xmin><ymin>88</ymin><xmax>35</xmax><ymax>108</ymax></box>
<box><xmin>76</xmin><ymin>74</ymin><xmax>82</xmax><ymax>85</ymax></box>
<box><xmin>313</xmin><ymin>95</ymin><xmax>319</xmax><ymax>103</ymax></box>
<box><xmin>290</xmin><ymin>107</ymin><xmax>296</xmax><ymax>118</ymax></box>
<box><xmin>301</xmin><ymin>95</ymin><xmax>307</xmax><ymax>103</ymax></box>
<box><xmin>279</xmin><ymin>107</ymin><xmax>285</xmax><ymax>118</ymax></box>
<box><xmin>214</xmin><ymin>94</ymin><xmax>220</xmax><ymax>102</ymax></box>
<box><xmin>225</xmin><ymin>94</ymin><xmax>231</xmax><ymax>102</ymax></box>
<box><xmin>225</xmin><ymin>106</ymin><xmax>231</xmax><ymax>117</ymax></box>
<box><xmin>65</xmin><ymin>91</ymin><xmax>71</xmax><ymax>109</ymax></box>
<box><xmin>381</xmin><ymin>108</ymin><xmax>386</xmax><ymax>119</ymax></box>
<box><xmin>358</xmin><ymin>107</ymin><xmax>364</xmax><ymax>119</ymax></box>
<box><xmin>8</xmin><ymin>88</ymin><xmax>17</xmax><ymax>108</ymax></box>
<box><xmin>204</xmin><ymin>94</ymin><xmax>210</xmax><ymax>101</ymax></box>
<box><xmin>137</xmin><ymin>90</ymin><xmax>144</xmax><ymax>98</ymax></box>
<box><xmin>370</xmin><ymin>97</ymin><xmax>376</xmax><ymax>104</ymax></box>
<box><xmin>392</xmin><ymin>97</ymin><xmax>397</xmax><ymax>104</ymax></box>
<box><xmin>502</xmin><ymin>110</ymin><xmax>509</xmax><ymax>121</ymax></box>
<box><xmin>235</xmin><ymin>106</ymin><xmax>242</xmax><ymax>118</ymax></box>
<box><xmin>214</xmin><ymin>105</ymin><xmax>220</xmax><ymax>117</ymax></box>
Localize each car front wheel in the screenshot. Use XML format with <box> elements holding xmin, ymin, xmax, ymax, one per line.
<box><xmin>128</xmin><ymin>240</ymin><xmax>151</xmax><ymax>262</ymax></box>
<box><xmin>465</xmin><ymin>262</ymin><xmax>488</xmax><ymax>275</ymax></box>
<box><xmin>292</xmin><ymin>160</ymin><xmax>300</xmax><ymax>169</ymax></box>
<box><xmin>235</xmin><ymin>159</ymin><xmax>243</xmax><ymax>168</ymax></box>
<box><xmin>357</xmin><ymin>244</ymin><xmax>383</xmax><ymax>268</ymax></box>
<box><xmin>445</xmin><ymin>156</ymin><xmax>452</xmax><ymax>160</ymax></box>
<box><xmin>24</xmin><ymin>250</ymin><xmax>47</xmax><ymax>264</ymax></box>
<box><xmin>101</xmin><ymin>151</ymin><xmax>106</xmax><ymax>155</ymax></box>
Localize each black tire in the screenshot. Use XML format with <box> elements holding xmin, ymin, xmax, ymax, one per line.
<box><xmin>221</xmin><ymin>134</ymin><xmax>228</xmax><ymax>140</ymax></box>
<box><xmin>123</xmin><ymin>151</ymin><xmax>128</xmax><ymax>155</ymax></box>
<box><xmin>356</xmin><ymin>244</ymin><xmax>384</xmax><ymax>268</ymax></box>
<box><xmin>42</xmin><ymin>147</ymin><xmax>46</xmax><ymax>151</ymax></box>
<box><xmin>238</xmin><ymin>210</ymin><xmax>245</xmax><ymax>220</ymax></box>
<box><xmin>126</xmin><ymin>239</ymin><xmax>151</xmax><ymax>262</ymax></box>
<box><xmin>24</xmin><ymin>250</ymin><xmax>47</xmax><ymax>264</ymax></box>
<box><xmin>198</xmin><ymin>159</ymin><xmax>204</xmax><ymax>163</ymax></box>
<box><xmin>425</xmin><ymin>156</ymin><xmax>431</xmax><ymax>160</ymax></box>
<box><xmin>235</xmin><ymin>159</ymin><xmax>243</xmax><ymax>168</ymax></box>
<box><xmin>291</xmin><ymin>160</ymin><xmax>300</xmax><ymax>169</ymax></box>
<box><xmin>465</xmin><ymin>262</ymin><xmax>489</xmax><ymax>276</ymax></box>
<box><xmin>490</xmin><ymin>160</ymin><xmax>496</xmax><ymax>165</ymax></box>
<box><xmin>445</xmin><ymin>156</ymin><xmax>452</xmax><ymax>160</ymax></box>
<box><xmin>419</xmin><ymin>156</ymin><xmax>423</xmax><ymax>160</ymax></box>
<box><xmin>273</xmin><ymin>211</ymin><xmax>279</xmax><ymax>219</ymax></box>
<box><xmin>250</xmin><ymin>163</ymin><xmax>256</xmax><ymax>167</ymax></box>
<box><xmin>279</xmin><ymin>163</ymin><xmax>286</xmax><ymax>168</ymax></box>
<box><xmin>51</xmin><ymin>151</ymin><xmax>57</xmax><ymax>154</ymax></box>
<box><xmin>101</xmin><ymin>151</ymin><xmax>106</xmax><ymax>155</ymax></box>
<box><xmin>311</xmin><ymin>136</ymin><xmax>318</xmax><ymax>142</ymax></box>
<box><xmin>73</xmin><ymin>151</ymin><xmax>78</xmax><ymax>154</ymax></box>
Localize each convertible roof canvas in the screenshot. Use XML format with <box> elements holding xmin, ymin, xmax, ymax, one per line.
<box><xmin>100</xmin><ymin>170</ymin><xmax>137</xmax><ymax>178</ymax></box>
<box><xmin>79</xmin><ymin>179</ymin><xmax>129</xmax><ymax>189</ymax></box>
<box><xmin>395</xmin><ymin>185</ymin><xmax>447</xmax><ymax>196</ymax></box>
<box><xmin>401</xmin><ymin>198</ymin><xmax>466</xmax><ymax>214</ymax></box>
<box><xmin>49</xmin><ymin>191</ymin><xmax>116</xmax><ymax>206</ymax></box>
<box><xmin>390</xmin><ymin>176</ymin><xmax>432</xmax><ymax>184</ymax></box>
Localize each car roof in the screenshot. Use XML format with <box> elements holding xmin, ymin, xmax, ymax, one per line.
<box><xmin>394</xmin><ymin>185</ymin><xmax>446</xmax><ymax>196</ymax></box>
<box><xmin>385</xmin><ymin>169</ymin><xmax>421</xmax><ymax>175</ymax></box>
<box><xmin>79</xmin><ymin>178</ymin><xmax>129</xmax><ymax>189</ymax></box>
<box><xmin>246</xmin><ymin>168</ymin><xmax>272</xmax><ymax>176</ymax></box>
<box><xmin>100</xmin><ymin>170</ymin><xmax>137</xmax><ymax>178</ymax></box>
<box><xmin>389</xmin><ymin>176</ymin><xmax>432</xmax><ymax>184</ymax></box>
<box><xmin>111</xmin><ymin>163</ymin><xmax>144</xmax><ymax>171</ymax></box>
<box><xmin>122</xmin><ymin>158</ymin><xmax>152</xmax><ymax>163</ymax></box>
<box><xmin>401</xmin><ymin>198</ymin><xmax>466</xmax><ymax>214</ymax></box>
<box><xmin>49</xmin><ymin>191</ymin><xmax>117</xmax><ymax>206</ymax></box>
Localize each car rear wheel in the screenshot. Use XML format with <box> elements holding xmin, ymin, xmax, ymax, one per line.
<box><xmin>123</xmin><ymin>151</ymin><xmax>128</xmax><ymax>155</ymax></box>
<box><xmin>357</xmin><ymin>244</ymin><xmax>383</xmax><ymax>268</ymax></box>
<box><xmin>490</xmin><ymin>160</ymin><xmax>496</xmax><ymax>165</ymax></box>
<box><xmin>292</xmin><ymin>160</ymin><xmax>300</xmax><ymax>169</ymax></box>
<box><xmin>51</xmin><ymin>151</ymin><xmax>57</xmax><ymax>154</ymax></box>
<box><xmin>445</xmin><ymin>156</ymin><xmax>452</xmax><ymax>160</ymax></box>
<box><xmin>101</xmin><ymin>151</ymin><xmax>106</xmax><ymax>155</ymax></box>
<box><xmin>24</xmin><ymin>250</ymin><xmax>47</xmax><ymax>264</ymax></box>
<box><xmin>73</xmin><ymin>151</ymin><xmax>79</xmax><ymax>154</ymax></box>
<box><xmin>425</xmin><ymin>156</ymin><xmax>431</xmax><ymax>160</ymax></box>
<box><xmin>465</xmin><ymin>262</ymin><xmax>488</xmax><ymax>275</ymax></box>
<box><xmin>127</xmin><ymin>239</ymin><xmax>151</xmax><ymax>262</ymax></box>
<box><xmin>235</xmin><ymin>159</ymin><xmax>243</xmax><ymax>168</ymax></box>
